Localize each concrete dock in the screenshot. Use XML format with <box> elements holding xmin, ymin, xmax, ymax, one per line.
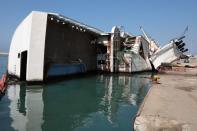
<box><xmin>134</xmin><ymin>68</ymin><xmax>197</xmax><ymax>131</ymax></box>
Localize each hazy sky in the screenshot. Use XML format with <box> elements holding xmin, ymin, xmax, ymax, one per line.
<box><xmin>0</xmin><ymin>0</ymin><xmax>196</xmax><ymax>54</ymax></box>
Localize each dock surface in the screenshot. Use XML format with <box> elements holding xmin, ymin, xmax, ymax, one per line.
<box><xmin>134</xmin><ymin>69</ymin><xmax>197</xmax><ymax>131</ymax></box>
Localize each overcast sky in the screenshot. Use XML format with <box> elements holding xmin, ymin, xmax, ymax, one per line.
<box><xmin>0</xmin><ymin>0</ymin><xmax>196</xmax><ymax>54</ymax></box>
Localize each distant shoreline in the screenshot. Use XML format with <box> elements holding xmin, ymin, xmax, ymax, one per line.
<box><xmin>0</xmin><ymin>53</ymin><xmax>8</xmax><ymax>56</ymax></box>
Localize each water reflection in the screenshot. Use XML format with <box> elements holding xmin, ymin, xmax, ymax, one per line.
<box><xmin>99</xmin><ymin>74</ymin><xmax>150</xmax><ymax>125</ymax></box>
<box><xmin>0</xmin><ymin>74</ymin><xmax>151</xmax><ymax>131</ymax></box>
<box><xmin>17</xmin><ymin>86</ymin><xmax>26</xmax><ymax>115</ymax></box>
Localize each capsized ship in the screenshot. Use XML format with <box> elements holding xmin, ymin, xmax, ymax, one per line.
<box><xmin>8</xmin><ymin>11</ymin><xmax>188</xmax><ymax>82</ymax></box>
<box><xmin>8</xmin><ymin>11</ymin><xmax>152</xmax><ymax>82</ymax></box>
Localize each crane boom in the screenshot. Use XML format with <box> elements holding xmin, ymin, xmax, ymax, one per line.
<box><xmin>140</xmin><ymin>26</ymin><xmax>160</xmax><ymax>54</ymax></box>
<box><xmin>140</xmin><ymin>26</ymin><xmax>151</xmax><ymax>43</ymax></box>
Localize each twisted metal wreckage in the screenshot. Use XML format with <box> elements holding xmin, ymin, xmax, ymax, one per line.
<box><xmin>7</xmin><ymin>11</ymin><xmax>188</xmax><ymax>82</ymax></box>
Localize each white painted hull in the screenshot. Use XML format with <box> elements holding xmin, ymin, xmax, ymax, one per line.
<box><xmin>150</xmin><ymin>42</ymin><xmax>182</xmax><ymax>69</ymax></box>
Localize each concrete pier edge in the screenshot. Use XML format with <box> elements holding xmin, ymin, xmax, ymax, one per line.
<box><xmin>133</xmin><ymin>68</ymin><xmax>197</xmax><ymax>131</ymax></box>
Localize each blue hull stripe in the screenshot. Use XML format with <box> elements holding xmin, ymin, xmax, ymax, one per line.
<box><xmin>47</xmin><ymin>64</ymin><xmax>86</xmax><ymax>76</ymax></box>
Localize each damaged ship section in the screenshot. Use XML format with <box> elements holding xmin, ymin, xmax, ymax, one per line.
<box><xmin>8</xmin><ymin>11</ymin><xmax>188</xmax><ymax>82</ymax></box>
<box><xmin>140</xmin><ymin>26</ymin><xmax>188</xmax><ymax>70</ymax></box>
<box><xmin>97</xmin><ymin>27</ymin><xmax>152</xmax><ymax>73</ymax></box>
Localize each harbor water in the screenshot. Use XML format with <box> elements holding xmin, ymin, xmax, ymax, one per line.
<box><xmin>0</xmin><ymin>56</ymin><xmax>152</xmax><ymax>131</ymax></box>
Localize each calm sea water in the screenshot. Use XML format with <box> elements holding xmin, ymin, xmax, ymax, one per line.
<box><xmin>0</xmin><ymin>56</ymin><xmax>7</xmax><ymax>76</ymax></box>
<box><xmin>0</xmin><ymin>56</ymin><xmax>152</xmax><ymax>131</ymax></box>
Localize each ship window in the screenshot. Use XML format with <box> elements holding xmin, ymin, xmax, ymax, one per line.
<box><xmin>97</xmin><ymin>44</ymin><xmax>107</xmax><ymax>54</ymax></box>
<box><xmin>139</xmin><ymin>43</ymin><xmax>145</xmax><ymax>59</ymax></box>
<box><xmin>98</xmin><ymin>60</ymin><xmax>106</xmax><ymax>64</ymax></box>
<box><xmin>18</xmin><ymin>53</ymin><xmax>20</xmax><ymax>58</ymax></box>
